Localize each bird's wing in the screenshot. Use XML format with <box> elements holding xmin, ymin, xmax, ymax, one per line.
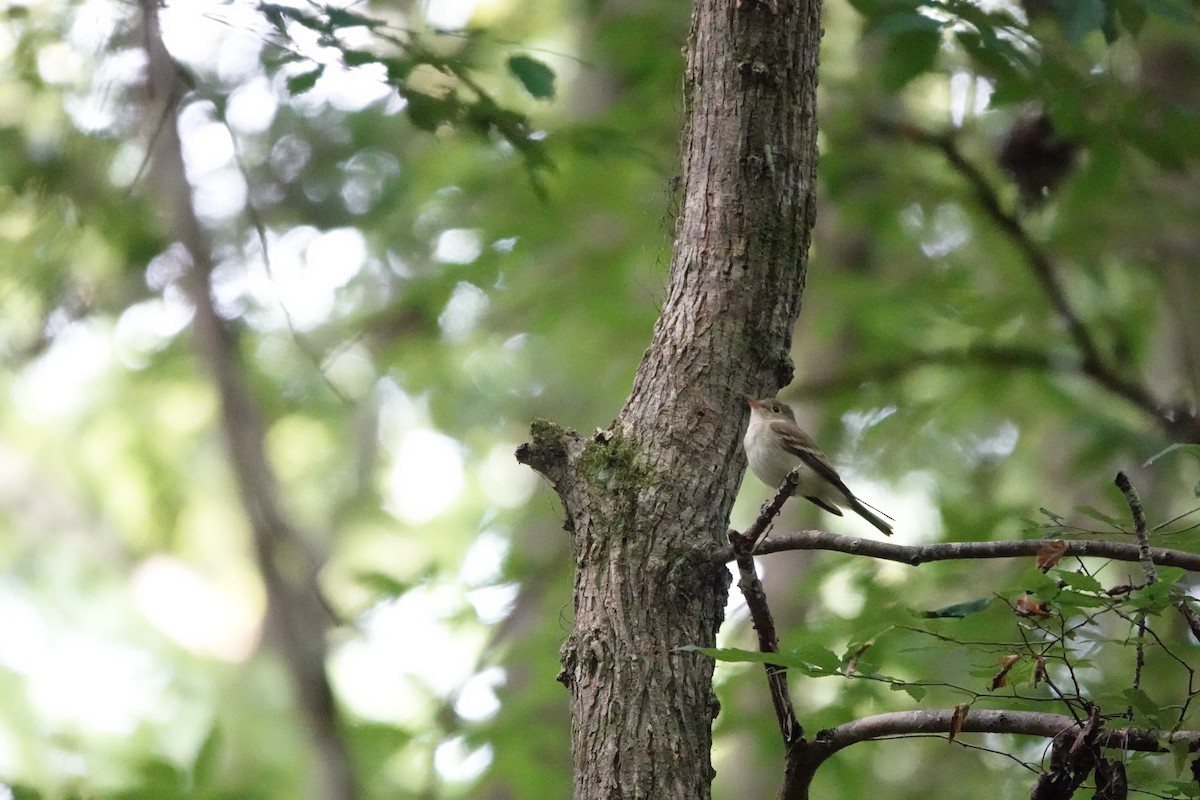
<box><xmin>769</xmin><ymin>419</ymin><xmax>856</xmax><ymax>499</ymax></box>
<box><xmin>806</xmin><ymin>496</ymin><xmax>845</xmax><ymax>516</ymax></box>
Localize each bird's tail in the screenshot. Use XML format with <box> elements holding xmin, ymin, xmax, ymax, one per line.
<box><xmin>849</xmin><ymin>497</ymin><xmax>894</xmax><ymax>537</ymax></box>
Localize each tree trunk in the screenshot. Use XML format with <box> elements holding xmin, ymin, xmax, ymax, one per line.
<box><xmin>518</xmin><ymin>0</ymin><xmax>822</xmax><ymax>796</ymax></box>
<box><xmin>138</xmin><ymin>4</ymin><xmax>356</xmax><ymax>799</ymax></box>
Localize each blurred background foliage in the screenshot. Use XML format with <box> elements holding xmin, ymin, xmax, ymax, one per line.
<box><xmin>1</xmin><ymin>0</ymin><xmax>1199</xmax><ymax>797</ymax></box>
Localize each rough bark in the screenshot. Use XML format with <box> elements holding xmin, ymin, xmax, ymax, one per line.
<box><xmin>518</xmin><ymin>0</ymin><xmax>822</xmax><ymax>796</ymax></box>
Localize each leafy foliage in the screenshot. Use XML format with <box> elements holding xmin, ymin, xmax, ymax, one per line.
<box><xmin>257</xmin><ymin>1</ymin><xmax>556</xmax><ymax>189</ymax></box>
<box><xmin>0</xmin><ymin>0</ymin><xmax>1198</xmax><ymax>797</ymax></box>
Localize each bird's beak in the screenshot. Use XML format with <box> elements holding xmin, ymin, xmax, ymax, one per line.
<box><xmin>745</xmin><ymin>395</ymin><xmax>760</xmax><ymax>409</ymax></box>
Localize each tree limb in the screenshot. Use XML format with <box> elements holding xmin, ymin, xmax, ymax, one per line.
<box><xmin>874</xmin><ymin>120</ymin><xmax>1199</xmax><ymax>443</ymax></box>
<box><xmin>138</xmin><ymin>4</ymin><xmax>355</xmax><ymax>798</ymax></box>
<box><xmin>1114</xmin><ymin>472</ymin><xmax>1155</xmax><ymax>583</ymax></box>
<box><xmin>785</xmin><ymin>707</ymin><xmax>1200</xmax><ymax>800</ymax></box>
<box><xmin>795</xmin><ymin>344</ymin><xmax>1061</xmax><ymax>396</ymax></box>
<box><xmin>729</xmin><ymin>480</ymin><xmax>805</xmax><ymax>745</ymax></box>
<box><xmin>730</xmin><ymin>533</ymin><xmax>804</xmax><ymax>745</ymax></box>
<box><xmin>715</xmin><ymin>530</ymin><xmax>1200</xmax><ymax>573</ymax></box>
<box><xmin>1114</xmin><ymin>472</ymin><xmax>1153</xmax><ymax>717</ymax></box>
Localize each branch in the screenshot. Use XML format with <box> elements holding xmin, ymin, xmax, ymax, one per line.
<box><xmin>729</xmin><ymin>482</ymin><xmax>805</xmax><ymax>745</ymax></box>
<box><xmin>1178</xmin><ymin>600</ymin><xmax>1200</xmax><ymax>641</ymax></box>
<box><xmin>1030</xmin><ymin>705</ymin><xmax>1101</xmax><ymax>800</ymax></box>
<box><xmin>715</xmin><ymin>530</ymin><xmax>1200</xmax><ymax>573</ymax></box>
<box><xmin>138</xmin><ymin>5</ymin><xmax>356</xmax><ymax>799</ymax></box>
<box><xmin>515</xmin><ymin>419</ymin><xmax>583</xmax><ymax>486</ymax></box>
<box><xmin>875</xmin><ymin>120</ymin><xmax>1198</xmax><ymax>443</ymax></box>
<box><xmin>786</xmin><ymin>707</ymin><xmax>1200</xmax><ymax>798</ymax></box>
<box><xmin>1115</xmin><ymin>472</ymin><xmax>1154</xmax><ymax>717</ymax></box>
<box><xmin>885</xmin><ymin>123</ymin><xmax>1100</xmax><ymax>364</ymax></box>
<box><xmin>515</xmin><ymin>421</ymin><xmax>589</xmax><ymax>535</ymax></box>
<box><xmin>795</xmin><ymin>344</ymin><xmax>1060</xmax><ymax>396</ymax></box>
<box><xmin>746</xmin><ymin>472</ymin><xmax>801</xmax><ymax>552</ymax></box>
<box><xmin>730</xmin><ymin>540</ymin><xmax>803</xmax><ymax>744</ymax></box>
<box><xmin>1114</xmin><ymin>472</ymin><xmax>1155</xmax><ymax>584</ymax></box>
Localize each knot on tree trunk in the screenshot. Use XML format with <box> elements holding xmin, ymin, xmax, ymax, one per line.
<box><xmin>516</xmin><ymin>419</ymin><xmax>583</xmax><ymax>485</ymax></box>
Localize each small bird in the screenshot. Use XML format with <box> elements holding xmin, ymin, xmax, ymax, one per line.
<box><xmin>743</xmin><ymin>396</ymin><xmax>893</xmax><ymax>536</ymax></box>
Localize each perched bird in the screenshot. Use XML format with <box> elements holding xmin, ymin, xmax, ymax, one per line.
<box><xmin>743</xmin><ymin>396</ymin><xmax>893</xmax><ymax>536</ymax></box>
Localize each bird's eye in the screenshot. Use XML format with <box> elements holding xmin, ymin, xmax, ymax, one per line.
<box><xmin>771</xmin><ymin>404</ymin><xmax>781</xmax><ymax>412</ymax></box>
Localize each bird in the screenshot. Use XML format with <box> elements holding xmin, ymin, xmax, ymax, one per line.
<box><xmin>743</xmin><ymin>395</ymin><xmax>893</xmax><ymax>536</ymax></box>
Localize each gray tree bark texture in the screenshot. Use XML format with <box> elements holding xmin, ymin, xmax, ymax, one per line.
<box><xmin>518</xmin><ymin>0</ymin><xmax>822</xmax><ymax>796</ymax></box>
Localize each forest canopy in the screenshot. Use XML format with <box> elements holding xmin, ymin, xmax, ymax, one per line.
<box><xmin>1</xmin><ymin>0</ymin><xmax>1199</xmax><ymax>797</ymax></box>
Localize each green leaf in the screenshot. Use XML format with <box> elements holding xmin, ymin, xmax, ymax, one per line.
<box><xmin>507</xmin><ymin>55</ymin><xmax>556</xmax><ymax>100</ymax></box>
<box><xmin>890</xmin><ymin>682</ymin><xmax>927</xmax><ymax>701</ymax></box>
<box><xmin>676</xmin><ymin>644</ymin><xmax>774</xmax><ymax>664</ymax></box>
<box><xmin>1074</xmin><ymin>505</ymin><xmax>1121</xmax><ymax>527</ymax></box>
<box><xmin>1039</xmin><ymin>507</ymin><xmax>1065</xmax><ymax>524</ymax></box>
<box><xmin>1068</xmin><ymin>138</ymin><xmax>1120</xmax><ymax>203</ymax></box>
<box><xmin>1155</xmin><ymin>567</ymin><xmax>1186</xmax><ymax>586</ymax></box>
<box><xmin>342</xmin><ymin>49</ymin><xmax>378</xmax><ymax>67</ymax></box>
<box><xmin>382</xmin><ymin>57</ymin><xmax>415</xmax><ymax>84</ymax></box>
<box><xmin>259</xmin><ymin>2</ymin><xmax>308</xmax><ymax>31</ymax></box>
<box><xmin>954</xmin><ymin>27</ymin><xmax>1035</xmax><ymax>104</ymax></box>
<box><xmin>404</xmin><ymin>91</ymin><xmax>457</xmax><ymax>131</ymax></box>
<box><xmin>1169</xmin><ymin>737</ymin><xmax>1192</xmax><ymax>777</ymax></box>
<box><xmin>1162</xmin><ymin>780</ymin><xmax>1200</xmax><ymax>798</ymax></box>
<box><xmin>1137</xmin><ymin>0</ymin><xmax>1194</xmax><ymax>24</ymax></box>
<box><xmin>1054</xmin><ymin>570</ymin><xmax>1104</xmax><ymax>593</ymax></box>
<box><xmin>286</xmin><ymin>64</ymin><xmax>324</xmax><ymax>96</ymax></box>
<box><xmin>1055</xmin><ymin>590</ymin><xmax>1110</xmax><ymax>609</ymax></box>
<box><xmin>1114</xmin><ymin>0</ymin><xmax>1147</xmax><ymax>34</ymax></box>
<box><xmin>191</xmin><ymin>724</ymin><xmax>222</xmax><ymax>789</ymax></box>
<box><xmin>1123</xmin><ymin>687</ymin><xmax>1159</xmax><ymax>715</ymax></box>
<box><xmin>1126</xmin><ymin>112</ymin><xmax>1188</xmax><ymax>170</ymax></box>
<box><xmin>1129</xmin><ymin>577</ymin><xmax>1181</xmax><ymax>613</ymax></box>
<box><xmin>1143</xmin><ymin>443</ymin><xmax>1200</xmax><ymax>467</ymax></box>
<box><xmin>918</xmin><ymin>597</ymin><xmax>991</xmax><ymax>618</ymax></box>
<box><xmin>1052</xmin><ymin>0</ymin><xmax>1108</xmax><ymax>44</ymax></box>
<box><xmin>325</xmin><ymin>7</ymin><xmax>380</xmax><ymax>29</ymax></box>
<box><xmin>880</xmin><ymin>29</ymin><xmax>942</xmax><ymax>91</ymax></box>
<box><xmin>679</xmin><ymin>645</ymin><xmax>842</xmax><ymax>676</ymax></box>
<box><xmin>1022</xmin><ymin>567</ymin><xmax>1062</xmax><ymax>596</ymax></box>
<box><xmin>869</xmin><ymin>10</ymin><xmax>942</xmax><ymax>34</ymax></box>
<box><xmin>844</xmin><ymin>0</ymin><xmax>917</xmax><ymax>14</ymax></box>
<box><xmin>797</xmin><ymin>645</ymin><xmax>843</xmax><ymax>673</ymax></box>
<box><xmin>355</xmin><ymin>570</ymin><xmax>422</xmax><ymax>597</ymax></box>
